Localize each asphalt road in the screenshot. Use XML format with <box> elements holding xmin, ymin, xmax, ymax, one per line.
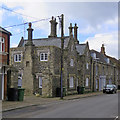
<box><xmin>3</xmin><ymin>93</ymin><xmax>118</xmax><ymax>119</ymax></box>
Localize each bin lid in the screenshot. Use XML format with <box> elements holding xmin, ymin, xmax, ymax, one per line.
<box><xmin>18</xmin><ymin>88</ymin><xmax>25</xmax><ymax>90</ymax></box>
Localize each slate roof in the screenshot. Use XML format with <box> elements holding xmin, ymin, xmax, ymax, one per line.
<box><xmin>76</xmin><ymin>44</ymin><xmax>86</xmax><ymax>55</ymax></box>
<box><xmin>19</xmin><ymin>36</ymin><xmax>70</xmax><ymax>49</ymax></box>
<box><xmin>90</xmin><ymin>49</ymin><xmax>108</xmax><ymax>63</ymax></box>
<box><xmin>0</xmin><ymin>26</ymin><xmax>12</xmax><ymax>35</ymax></box>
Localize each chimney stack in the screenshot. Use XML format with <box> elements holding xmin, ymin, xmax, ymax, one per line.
<box><xmin>68</xmin><ymin>23</ymin><xmax>73</xmax><ymax>36</ymax></box>
<box><xmin>49</xmin><ymin>16</ymin><xmax>58</xmax><ymax>38</ymax></box>
<box><xmin>101</xmin><ymin>44</ymin><xmax>105</xmax><ymax>55</ymax></box>
<box><xmin>74</xmin><ymin>23</ymin><xmax>78</xmax><ymax>41</ymax></box>
<box><xmin>27</xmin><ymin>22</ymin><xmax>33</xmax><ymax>41</ymax></box>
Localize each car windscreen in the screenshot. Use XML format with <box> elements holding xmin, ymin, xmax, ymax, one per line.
<box><xmin>106</xmin><ymin>85</ymin><xmax>113</xmax><ymax>88</ymax></box>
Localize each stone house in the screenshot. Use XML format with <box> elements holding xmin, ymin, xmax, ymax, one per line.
<box><xmin>90</xmin><ymin>45</ymin><xmax>118</xmax><ymax>92</ymax></box>
<box><xmin>0</xmin><ymin>26</ymin><xmax>12</xmax><ymax>100</ymax></box>
<box><xmin>9</xmin><ymin>16</ymin><xmax>118</xmax><ymax>97</ymax></box>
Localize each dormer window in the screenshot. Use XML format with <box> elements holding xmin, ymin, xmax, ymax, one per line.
<box><xmin>107</xmin><ymin>58</ymin><xmax>110</xmax><ymax>63</ymax></box>
<box><xmin>0</xmin><ymin>37</ymin><xmax>5</xmax><ymax>52</ymax></box>
<box><xmin>91</xmin><ymin>52</ymin><xmax>96</xmax><ymax>59</ymax></box>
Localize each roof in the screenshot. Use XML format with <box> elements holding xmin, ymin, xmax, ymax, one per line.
<box><xmin>105</xmin><ymin>54</ymin><xmax>120</xmax><ymax>67</ymax></box>
<box><xmin>18</xmin><ymin>36</ymin><xmax>70</xmax><ymax>49</ymax></box>
<box><xmin>0</xmin><ymin>26</ymin><xmax>12</xmax><ymax>35</ymax></box>
<box><xmin>90</xmin><ymin>49</ymin><xmax>108</xmax><ymax>63</ymax></box>
<box><xmin>76</xmin><ymin>44</ymin><xmax>86</xmax><ymax>55</ymax></box>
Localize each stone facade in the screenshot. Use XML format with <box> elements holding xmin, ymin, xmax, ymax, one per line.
<box><xmin>9</xmin><ymin>16</ymin><xmax>119</xmax><ymax>97</ymax></box>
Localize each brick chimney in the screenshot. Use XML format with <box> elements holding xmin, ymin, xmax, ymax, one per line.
<box><xmin>49</xmin><ymin>16</ymin><xmax>58</xmax><ymax>38</ymax></box>
<box><xmin>68</xmin><ymin>23</ymin><xmax>73</xmax><ymax>36</ymax></box>
<box><xmin>101</xmin><ymin>44</ymin><xmax>105</xmax><ymax>55</ymax></box>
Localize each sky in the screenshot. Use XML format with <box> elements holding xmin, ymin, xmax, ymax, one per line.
<box><xmin>0</xmin><ymin>0</ymin><xmax>119</xmax><ymax>59</ymax></box>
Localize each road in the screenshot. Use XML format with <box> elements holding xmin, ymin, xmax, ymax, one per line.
<box><xmin>3</xmin><ymin>93</ymin><xmax>118</xmax><ymax>119</ymax></box>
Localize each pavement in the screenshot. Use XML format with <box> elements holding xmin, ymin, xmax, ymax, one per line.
<box><xmin>2</xmin><ymin>91</ymin><xmax>103</xmax><ymax>112</ymax></box>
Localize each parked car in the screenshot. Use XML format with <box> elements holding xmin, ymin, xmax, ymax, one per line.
<box><xmin>103</xmin><ymin>84</ymin><xmax>117</xmax><ymax>94</ymax></box>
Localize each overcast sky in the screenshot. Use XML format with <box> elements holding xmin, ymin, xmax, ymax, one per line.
<box><xmin>0</xmin><ymin>0</ymin><xmax>118</xmax><ymax>59</ymax></box>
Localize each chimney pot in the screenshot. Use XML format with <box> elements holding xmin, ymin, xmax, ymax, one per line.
<box><xmin>29</xmin><ymin>22</ymin><xmax>32</xmax><ymax>28</ymax></box>
<box><xmin>101</xmin><ymin>44</ymin><xmax>105</xmax><ymax>55</ymax></box>
<box><xmin>69</xmin><ymin>23</ymin><xmax>73</xmax><ymax>36</ymax></box>
<box><xmin>74</xmin><ymin>23</ymin><xmax>78</xmax><ymax>41</ymax></box>
<box><xmin>27</xmin><ymin>22</ymin><xmax>33</xmax><ymax>41</ymax></box>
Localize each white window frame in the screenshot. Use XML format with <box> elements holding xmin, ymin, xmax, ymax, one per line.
<box><xmin>0</xmin><ymin>37</ymin><xmax>5</xmax><ymax>52</ymax></box>
<box><xmin>69</xmin><ymin>77</ymin><xmax>74</xmax><ymax>88</ymax></box>
<box><xmin>40</xmin><ymin>53</ymin><xmax>48</xmax><ymax>61</ymax></box>
<box><xmin>86</xmin><ymin>78</ymin><xmax>89</xmax><ymax>87</ymax></box>
<box><xmin>39</xmin><ymin>77</ymin><xmax>42</xmax><ymax>88</ymax></box>
<box><xmin>70</xmin><ymin>59</ymin><xmax>74</xmax><ymax>66</ymax></box>
<box><xmin>14</xmin><ymin>54</ymin><xmax>21</xmax><ymax>62</ymax></box>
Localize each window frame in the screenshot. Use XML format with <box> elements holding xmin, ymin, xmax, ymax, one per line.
<box><xmin>40</xmin><ymin>53</ymin><xmax>48</xmax><ymax>61</ymax></box>
<box><xmin>14</xmin><ymin>54</ymin><xmax>22</xmax><ymax>62</ymax></box>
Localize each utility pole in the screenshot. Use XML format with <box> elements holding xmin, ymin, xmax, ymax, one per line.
<box><xmin>60</xmin><ymin>14</ymin><xmax>64</xmax><ymax>99</ymax></box>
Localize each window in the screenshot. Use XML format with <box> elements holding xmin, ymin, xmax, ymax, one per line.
<box><xmin>14</xmin><ymin>54</ymin><xmax>21</xmax><ymax>62</ymax></box>
<box><xmin>26</xmin><ymin>61</ymin><xmax>29</xmax><ymax>67</ymax></box>
<box><xmin>70</xmin><ymin>59</ymin><xmax>74</xmax><ymax>66</ymax></box>
<box><xmin>87</xmin><ymin>51</ymin><xmax>88</xmax><ymax>56</ymax></box>
<box><xmin>86</xmin><ymin>78</ymin><xmax>89</xmax><ymax>87</ymax></box>
<box><xmin>39</xmin><ymin>77</ymin><xmax>42</xmax><ymax>88</ymax></box>
<box><xmin>40</xmin><ymin>53</ymin><xmax>48</xmax><ymax>61</ymax></box>
<box><xmin>96</xmin><ymin>65</ymin><xmax>98</xmax><ymax>75</ymax></box>
<box><xmin>106</xmin><ymin>66</ymin><xmax>108</xmax><ymax>75</ymax></box>
<box><xmin>71</xmin><ymin>45</ymin><xmax>73</xmax><ymax>51</ymax></box>
<box><xmin>107</xmin><ymin>58</ymin><xmax>110</xmax><ymax>63</ymax></box>
<box><xmin>69</xmin><ymin>77</ymin><xmax>74</xmax><ymax>88</ymax></box>
<box><xmin>0</xmin><ymin>37</ymin><xmax>5</xmax><ymax>52</ymax></box>
<box><xmin>86</xmin><ymin>63</ymin><xmax>89</xmax><ymax>69</ymax></box>
<box><xmin>102</xmin><ymin>66</ymin><xmax>104</xmax><ymax>75</ymax></box>
<box><xmin>18</xmin><ymin>75</ymin><xmax>22</xmax><ymax>87</ymax></box>
<box><xmin>96</xmin><ymin>79</ymin><xmax>98</xmax><ymax>89</ymax></box>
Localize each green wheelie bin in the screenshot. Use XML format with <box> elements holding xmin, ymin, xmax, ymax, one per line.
<box><xmin>18</xmin><ymin>88</ymin><xmax>25</xmax><ymax>101</ymax></box>
<box><xmin>63</xmin><ymin>87</ymin><xmax>66</xmax><ymax>96</ymax></box>
<box><xmin>81</xmin><ymin>87</ymin><xmax>85</xmax><ymax>94</ymax></box>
